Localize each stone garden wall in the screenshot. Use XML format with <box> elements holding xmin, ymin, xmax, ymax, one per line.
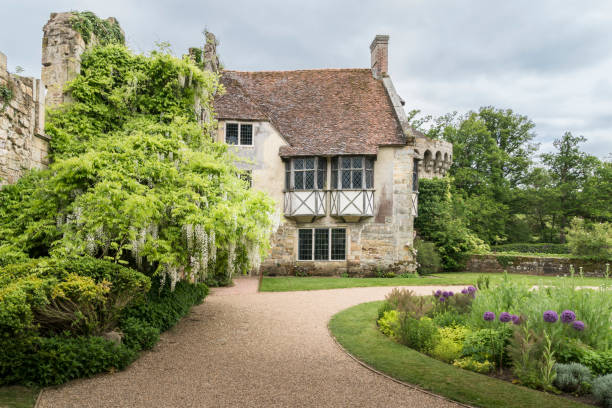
<box><xmin>466</xmin><ymin>254</ymin><xmax>609</xmax><ymax>278</ymax></box>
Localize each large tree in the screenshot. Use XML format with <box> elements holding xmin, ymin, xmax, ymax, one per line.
<box><xmin>540</xmin><ymin>132</ymin><xmax>598</xmax><ymax>243</ymax></box>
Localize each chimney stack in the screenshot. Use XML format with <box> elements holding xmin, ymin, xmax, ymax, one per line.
<box><xmin>370</xmin><ymin>35</ymin><xmax>389</xmax><ymax>79</ymax></box>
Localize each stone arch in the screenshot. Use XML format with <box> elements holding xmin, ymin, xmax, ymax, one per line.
<box><xmin>434</xmin><ymin>151</ymin><xmax>442</xmax><ymax>173</ymax></box>
<box><xmin>423</xmin><ymin>150</ymin><xmax>433</xmax><ymax>172</ymax></box>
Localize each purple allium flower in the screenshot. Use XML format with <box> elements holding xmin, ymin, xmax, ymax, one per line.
<box><xmin>442</xmin><ymin>291</ymin><xmax>449</xmax><ymax>298</ymax></box>
<box><xmin>572</xmin><ymin>321</ymin><xmax>586</xmax><ymax>331</ymax></box>
<box><xmin>560</xmin><ymin>310</ymin><xmax>576</xmax><ymax>324</ymax></box>
<box><xmin>499</xmin><ymin>312</ymin><xmax>512</xmax><ymax>323</ymax></box>
<box><xmin>511</xmin><ymin>314</ymin><xmax>521</xmax><ymax>325</ymax></box>
<box><xmin>448</xmin><ymin>291</ymin><xmax>454</xmax><ymax>297</ymax></box>
<box><xmin>467</xmin><ymin>286</ymin><xmax>477</xmax><ymax>294</ymax></box>
<box><xmin>543</xmin><ymin>310</ymin><xmax>559</xmax><ymax>323</ymax></box>
<box><xmin>439</xmin><ymin>297</ymin><xmax>446</xmax><ymax>303</ymax></box>
<box><xmin>435</xmin><ymin>290</ymin><xmax>442</xmax><ymax>297</ymax></box>
<box><xmin>461</xmin><ymin>289</ymin><xmax>468</xmax><ymax>295</ymax></box>
<box><xmin>483</xmin><ymin>311</ymin><xmax>495</xmax><ymax>321</ymax></box>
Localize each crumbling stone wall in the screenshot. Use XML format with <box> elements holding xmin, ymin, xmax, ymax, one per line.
<box><xmin>0</xmin><ymin>52</ymin><xmax>48</xmax><ymax>185</ymax></box>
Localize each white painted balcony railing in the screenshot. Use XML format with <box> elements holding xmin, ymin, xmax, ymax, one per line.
<box><xmin>330</xmin><ymin>189</ymin><xmax>374</xmax><ymax>218</ymax></box>
<box><xmin>283</xmin><ymin>190</ymin><xmax>327</xmax><ymax>218</ymax></box>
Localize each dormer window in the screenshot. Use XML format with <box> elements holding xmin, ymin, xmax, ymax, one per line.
<box><xmin>225</xmin><ymin>122</ymin><xmax>253</xmax><ymax>146</ymax></box>
<box><xmin>331</xmin><ymin>156</ymin><xmax>374</xmax><ymax>189</ymax></box>
<box><xmin>285</xmin><ymin>157</ymin><xmax>327</xmax><ymax>190</ymax></box>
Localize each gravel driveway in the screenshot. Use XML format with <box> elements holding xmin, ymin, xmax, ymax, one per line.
<box><xmin>38</xmin><ymin>279</ymin><xmax>466</xmax><ymax>408</ymax></box>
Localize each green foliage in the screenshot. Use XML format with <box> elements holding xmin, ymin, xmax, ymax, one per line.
<box><xmin>385</xmin><ymin>288</ymin><xmax>433</xmax><ymax>319</ymax></box>
<box><xmin>415</xmin><ymin>178</ymin><xmax>488</xmax><ymax>270</ymax></box>
<box><xmin>491</xmin><ymin>243</ymin><xmax>570</xmax><ymax>254</ymax></box>
<box><xmin>431</xmin><ymin>326</ymin><xmax>469</xmax><ymax>363</ymax></box>
<box><xmin>377</xmin><ymin>310</ymin><xmax>398</xmax><ymax>338</ymax></box>
<box><xmin>432</xmin><ymin>310</ymin><xmax>467</xmax><ymax>327</ymax></box>
<box><xmin>496</xmin><ymin>255</ymin><xmax>516</xmax><ymax>268</ymax></box>
<box><xmin>462</xmin><ymin>327</ymin><xmax>511</xmax><ymax>368</ymax></box>
<box><xmin>0</xmin><ymin>335</ymin><xmax>136</xmax><ymax>386</ymax></box>
<box><xmin>377</xmin><ymin>301</ymin><xmax>393</xmax><ymax>320</ymax></box>
<box><xmin>120</xmin><ymin>280</ymin><xmax>208</xmax><ymax>332</ymax></box>
<box><xmin>0</xmin><ymin>257</ymin><xmax>150</xmax><ymax>338</ymax></box>
<box><xmin>452</xmin><ymin>356</ymin><xmax>494</xmax><ymax>373</ymax></box>
<box><xmin>414</xmin><ymin>238</ymin><xmax>441</xmax><ymax>275</ymax></box>
<box><xmin>120</xmin><ymin>317</ymin><xmax>160</xmax><ymax>351</ymax></box>
<box><xmin>581</xmin><ymin>161</ymin><xmax>612</xmax><ymax>222</ymax></box>
<box><xmin>70</xmin><ymin>11</ymin><xmax>125</xmax><ymax>46</ymax></box>
<box><xmin>396</xmin><ymin>316</ymin><xmax>439</xmax><ymax>353</ymax></box>
<box><xmin>553</xmin><ymin>363</ymin><xmax>592</xmax><ymax>394</ymax></box>
<box><xmin>0</xmin><ymin>44</ymin><xmax>275</xmax><ymax>284</ymax></box>
<box><xmin>566</xmin><ymin>218</ymin><xmax>612</xmax><ymax>260</ymax></box>
<box><xmin>0</xmin><ymin>84</ymin><xmax>13</xmax><ymax>111</ymax></box>
<box><xmin>592</xmin><ymin>374</ymin><xmax>612</xmax><ymax>408</ymax></box>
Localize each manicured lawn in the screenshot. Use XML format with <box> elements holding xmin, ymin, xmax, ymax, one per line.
<box><xmin>260</xmin><ymin>272</ymin><xmax>610</xmax><ymax>292</ymax></box>
<box><xmin>0</xmin><ymin>386</ymin><xmax>39</xmax><ymax>408</ymax></box>
<box><xmin>328</xmin><ymin>301</ymin><xmax>590</xmax><ymax>408</ymax></box>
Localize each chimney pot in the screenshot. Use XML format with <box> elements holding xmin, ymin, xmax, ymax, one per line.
<box><xmin>370</xmin><ymin>35</ymin><xmax>389</xmax><ymax>79</ymax></box>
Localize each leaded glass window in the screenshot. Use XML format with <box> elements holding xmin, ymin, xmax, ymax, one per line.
<box><xmin>412</xmin><ymin>159</ymin><xmax>419</xmax><ymax>192</ymax></box>
<box><xmin>331</xmin><ymin>156</ymin><xmax>374</xmax><ymax>190</ymax></box>
<box><xmin>225</xmin><ymin>122</ymin><xmax>253</xmax><ymax>146</ymax></box>
<box><xmin>297</xmin><ymin>228</ymin><xmax>346</xmax><ymax>261</ymax></box>
<box><xmin>287</xmin><ymin>157</ymin><xmax>326</xmax><ymax>190</ymax></box>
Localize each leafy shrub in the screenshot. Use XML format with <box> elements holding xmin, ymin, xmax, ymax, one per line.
<box><xmin>592</xmin><ymin>374</ymin><xmax>612</xmax><ymax>408</ymax></box>
<box><xmin>462</xmin><ymin>327</ymin><xmax>511</xmax><ymax>368</ymax></box>
<box><xmin>0</xmin><ymin>257</ymin><xmax>150</xmax><ymax>337</ymax></box>
<box><xmin>377</xmin><ymin>310</ymin><xmax>399</xmax><ymax>338</ymax></box>
<box><xmin>453</xmin><ymin>356</ymin><xmax>494</xmax><ymax>373</ymax></box>
<box><xmin>431</xmin><ymin>327</ymin><xmax>469</xmax><ymax>363</ymax></box>
<box><xmin>491</xmin><ymin>243</ymin><xmax>570</xmax><ymax>254</ymax></box>
<box><xmin>566</xmin><ymin>218</ymin><xmax>612</xmax><ymax>260</ymax></box>
<box><xmin>559</xmin><ymin>341</ymin><xmax>612</xmax><ymax>376</ymax></box>
<box><xmin>553</xmin><ymin>363</ymin><xmax>592</xmax><ymax>394</ymax></box>
<box><xmin>120</xmin><ymin>317</ymin><xmax>160</xmax><ymax>351</ymax></box>
<box><xmin>414</xmin><ymin>238</ymin><xmax>441</xmax><ymax>275</ymax></box>
<box><xmin>432</xmin><ymin>310</ymin><xmax>467</xmax><ymax>327</ymax></box>
<box><xmin>0</xmin><ymin>335</ymin><xmax>136</xmax><ymax>386</ymax></box>
<box><xmin>0</xmin><ymin>244</ymin><xmax>28</xmax><ymax>267</ymax></box>
<box><xmin>396</xmin><ymin>316</ymin><xmax>439</xmax><ymax>353</ymax></box>
<box><xmin>385</xmin><ymin>288</ymin><xmax>433</xmax><ymax>319</ymax></box>
<box><xmin>377</xmin><ymin>301</ymin><xmax>393</xmax><ymax>320</ymax></box>
<box><xmin>121</xmin><ymin>280</ymin><xmax>208</xmax><ymax>332</ymax></box>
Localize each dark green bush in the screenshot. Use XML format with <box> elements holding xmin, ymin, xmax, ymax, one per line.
<box><xmin>121</xmin><ymin>280</ymin><xmax>208</xmax><ymax>332</ymax></box>
<box><xmin>490</xmin><ymin>243</ymin><xmax>570</xmax><ymax>254</ymax></box>
<box><xmin>462</xmin><ymin>327</ymin><xmax>512</xmax><ymax>368</ymax></box>
<box><xmin>0</xmin><ymin>335</ymin><xmax>135</xmax><ymax>386</ymax></box>
<box><xmin>396</xmin><ymin>316</ymin><xmax>439</xmax><ymax>353</ymax></box>
<box><xmin>414</xmin><ymin>239</ymin><xmax>442</xmax><ymax>275</ymax></box>
<box><xmin>120</xmin><ymin>317</ymin><xmax>160</xmax><ymax>351</ymax></box>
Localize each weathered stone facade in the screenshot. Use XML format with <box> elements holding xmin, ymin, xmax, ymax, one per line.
<box><xmin>466</xmin><ymin>254</ymin><xmax>609</xmax><ymax>278</ymax></box>
<box><xmin>0</xmin><ymin>52</ymin><xmax>48</xmax><ymax>185</ymax></box>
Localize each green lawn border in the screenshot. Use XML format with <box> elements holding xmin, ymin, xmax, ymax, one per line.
<box><xmin>0</xmin><ymin>386</ymin><xmax>39</xmax><ymax>408</ymax></box>
<box><xmin>328</xmin><ymin>301</ymin><xmax>591</xmax><ymax>408</ymax></box>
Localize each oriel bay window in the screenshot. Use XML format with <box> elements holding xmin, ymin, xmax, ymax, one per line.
<box><xmin>298</xmin><ymin>228</ymin><xmax>346</xmax><ymax>260</ymax></box>
<box><xmin>331</xmin><ymin>156</ymin><xmax>374</xmax><ymax>189</ymax></box>
<box><xmin>285</xmin><ymin>157</ymin><xmax>327</xmax><ymax>190</ymax></box>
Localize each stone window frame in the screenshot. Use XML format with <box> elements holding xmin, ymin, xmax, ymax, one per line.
<box><xmin>331</xmin><ymin>156</ymin><xmax>374</xmax><ymax>190</ymax></box>
<box><xmin>297</xmin><ymin>227</ymin><xmax>346</xmax><ymax>261</ymax></box>
<box><xmin>225</xmin><ymin>122</ymin><xmax>254</xmax><ymax>146</ymax></box>
<box><xmin>285</xmin><ymin>157</ymin><xmax>327</xmax><ymax>191</ymax></box>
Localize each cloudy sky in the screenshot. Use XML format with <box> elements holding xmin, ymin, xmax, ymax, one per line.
<box><xmin>3</xmin><ymin>0</ymin><xmax>611</xmax><ymax>158</ymax></box>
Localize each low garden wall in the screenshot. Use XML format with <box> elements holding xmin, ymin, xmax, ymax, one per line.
<box><xmin>466</xmin><ymin>254</ymin><xmax>609</xmax><ymax>277</ymax></box>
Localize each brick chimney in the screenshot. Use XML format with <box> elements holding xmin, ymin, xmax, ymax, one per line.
<box><xmin>370</xmin><ymin>35</ymin><xmax>389</xmax><ymax>79</ymax></box>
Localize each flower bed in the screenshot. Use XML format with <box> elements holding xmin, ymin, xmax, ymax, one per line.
<box><xmin>376</xmin><ymin>275</ymin><xmax>612</xmax><ymax>406</ymax></box>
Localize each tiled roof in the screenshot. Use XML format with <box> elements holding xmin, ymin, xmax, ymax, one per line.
<box><xmin>214</xmin><ymin>69</ymin><xmax>406</xmax><ymax>156</ymax></box>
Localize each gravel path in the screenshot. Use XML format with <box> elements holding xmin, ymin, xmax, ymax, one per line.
<box><xmin>38</xmin><ymin>280</ymin><xmax>466</xmax><ymax>407</ymax></box>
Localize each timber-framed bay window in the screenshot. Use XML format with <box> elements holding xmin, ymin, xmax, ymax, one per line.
<box><xmin>298</xmin><ymin>228</ymin><xmax>346</xmax><ymax>261</ymax></box>
<box><xmin>331</xmin><ymin>156</ymin><xmax>374</xmax><ymax>189</ymax></box>
<box><xmin>285</xmin><ymin>157</ymin><xmax>327</xmax><ymax>190</ymax></box>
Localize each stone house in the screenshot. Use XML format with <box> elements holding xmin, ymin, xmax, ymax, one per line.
<box><xmin>214</xmin><ymin>35</ymin><xmax>452</xmax><ymax>276</ymax></box>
